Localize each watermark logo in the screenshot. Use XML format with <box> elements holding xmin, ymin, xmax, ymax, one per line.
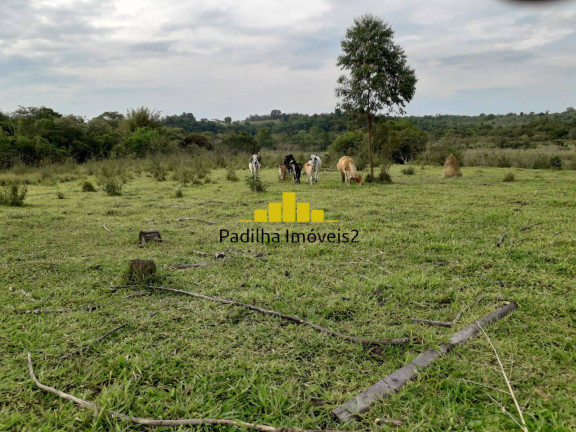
<box><xmin>239</xmin><ymin>192</ymin><xmax>338</xmax><ymax>223</ymax></box>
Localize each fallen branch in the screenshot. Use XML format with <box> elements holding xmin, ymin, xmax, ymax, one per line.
<box><xmin>147</xmin><ymin>286</ymin><xmax>410</xmax><ymax>346</ymax></box>
<box><xmin>411</xmin><ymin>295</ymin><xmax>486</xmax><ymax>327</ymax></box>
<box><xmin>171</xmin><ymin>262</ymin><xmax>213</xmax><ymax>270</ymax></box>
<box><xmin>27</xmin><ymin>353</ymin><xmax>358</xmax><ymax>432</ymax></box>
<box><xmin>60</xmin><ymin>323</ymin><xmax>128</xmax><ymax>359</ymax></box>
<box><xmin>176</xmin><ymin>217</ymin><xmax>216</xmax><ymax>225</ymax></box>
<box><xmin>519</xmin><ymin>222</ymin><xmax>542</xmax><ymax>232</ymax></box>
<box><xmin>496</xmin><ymin>233</ymin><xmax>508</xmax><ymax>247</ymax></box>
<box><xmin>333</xmin><ymin>301</ymin><xmax>518</xmax><ymax>422</ymax></box>
<box><xmin>226</xmin><ymin>247</ymin><xmax>266</xmax><ymax>260</ymax></box>
<box><xmin>23</xmin><ymin>306</ymin><xmax>99</xmax><ymax>315</ymax></box>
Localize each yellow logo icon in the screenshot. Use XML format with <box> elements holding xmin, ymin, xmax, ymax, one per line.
<box><xmin>240</xmin><ymin>192</ymin><xmax>338</xmax><ymax>223</ymax></box>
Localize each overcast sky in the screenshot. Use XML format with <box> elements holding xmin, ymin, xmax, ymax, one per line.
<box><xmin>1</xmin><ymin>0</ymin><xmax>575</xmax><ymax>120</ymax></box>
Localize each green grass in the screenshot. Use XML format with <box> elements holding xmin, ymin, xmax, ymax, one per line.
<box><xmin>1</xmin><ymin>163</ymin><xmax>575</xmax><ymax>431</ymax></box>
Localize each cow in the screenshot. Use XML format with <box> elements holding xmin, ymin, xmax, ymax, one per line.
<box><xmin>303</xmin><ymin>162</ymin><xmax>314</xmax><ymax>185</ymax></box>
<box><xmin>278</xmin><ymin>164</ymin><xmax>287</xmax><ymax>182</ymax></box>
<box><xmin>337</xmin><ymin>156</ymin><xmax>362</xmax><ymax>185</ymax></box>
<box><xmin>249</xmin><ymin>154</ymin><xmax>261</xmax><ymax>178</ymax></box>
<box><xmin>284</xmin><ymin>154</ymin><xmax>296</xmax><ymax>178</ymax></box>
<box><xmin>284</xmin><ymin>154</ymin><xmax>301</xmax><ymax>184</ymax></box>
<box><xmin>308</xmin><ymin>154</ymin><xmax>322</xmax><ymax>182</ymax></box>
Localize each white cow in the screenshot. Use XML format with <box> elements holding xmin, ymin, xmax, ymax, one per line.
<box><xmin>249</xmin><ymin>154</ymin><xmax>261</xmax><ymax>178</ymax></box>
<box><xmin>308</xmin><ymin>154</ymin><xmax>322</xmax><ymax>182</ymax></box>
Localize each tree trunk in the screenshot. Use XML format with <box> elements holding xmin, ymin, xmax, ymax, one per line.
<box><xmin>366</xmin><ymin>113</ymin><xmax>374</xmax><ymax>179</ymax></box>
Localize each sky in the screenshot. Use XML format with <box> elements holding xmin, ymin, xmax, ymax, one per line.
<box><xmin>1</xmin><ymin>0</ymin><xmax>575</xmax><ymax>121</ymax></box>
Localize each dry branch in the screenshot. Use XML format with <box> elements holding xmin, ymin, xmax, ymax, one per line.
<box><xmin>176</xmin><ymin>217</ymin><xmax>216</xmax><ymax>224</ymax></box>
<box><xmin>171</xmin><ymin>262</ymin><xmax>213</xmax><ymax>270</ymax></box>
<box><xmin>103</xmin><ymin>224</ymin><xmax>111</xmax><ymax>232</ymax></box>
<box><xmin>60</xmin><ymin>323</ymin><xmax>128</xmax><ymax>359</ymax></box>
<box><xmin>23</xmin><ymin>306</ymin><xmax>99</xmax><ymax>315</ymax></box>
<box><xmin>333</xmin><ymin>301</ymin><xmax>518</xmax><ymax>422</ymax></box>
<box><xmin>411</xmin><ymin>295</ymin><xmax>486</xmax><ymax>327</ymax></box>
<box><xmin>519</xmin><ymin>222</ymin><xmax>542</xmax><ymax>232</ymax></box>
<box><xmin>496</xmin><ymin>233</ymin><xmax>508</xmax><ymax>247</ymax></box>
<box><xmin>27</xmin><ymin>353</ymin><xmax>358</xmax><ymax>432</ymax></box>
<box><xmin>148</xmin><ymin>286</ymin><xmax>410</xmax><ymax>346</ymax></box>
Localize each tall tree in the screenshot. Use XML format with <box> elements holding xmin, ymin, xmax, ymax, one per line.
<box><xmin>336</xmin><ymin>14</ymin><xmax>417</xmax><ymax>177</ymax></box>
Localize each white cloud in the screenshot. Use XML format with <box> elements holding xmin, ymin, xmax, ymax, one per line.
<box><xmin>1</xmin><ymin>0</ymin><xmax>575</xmax><ymax>118</ymax></box>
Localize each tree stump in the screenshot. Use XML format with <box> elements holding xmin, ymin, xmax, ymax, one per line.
<box><xmin>128</xmin><ymin>259</ymin><xmax>156</xmax><ymax>282</ymax></box>
<box><xmin>139</xmin><ymin>230</ymin><xmax>162</xmax><ymax>244</ymax></box>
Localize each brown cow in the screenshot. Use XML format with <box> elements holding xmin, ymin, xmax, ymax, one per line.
<box><xmin>337</xmin><ymin>156</ymin><xmax>362</xmax><ymax>185</ymax></box>
<box><xmin>278</xmin><ymin>164</ymin><xmax>287</xmax><ymax>182</ymax></box>
<box><xmin>303</xmin><ymin>162</ymin><xmax>314</xmax><ymax>185</ymax></box>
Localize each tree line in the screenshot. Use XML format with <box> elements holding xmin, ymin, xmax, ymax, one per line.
<box><xmin>1</xmin><ymin>104</ymin><xmax>575</xmax><ymax>169</ymax></box>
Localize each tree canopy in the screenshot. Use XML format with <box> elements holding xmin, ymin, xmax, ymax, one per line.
<box><xmin>336</xmin><ymin>14</ymin><xmax>417</xmax><ymax>176</ymax></box>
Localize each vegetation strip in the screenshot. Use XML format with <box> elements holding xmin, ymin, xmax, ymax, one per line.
<box><xmin>22</xmin><ymin>305</ymin><xmax>99</xmax><ymax>315</ymax></box>
<box><xmin>146</xmin><ymin>285</ymin><xmax>411</xmax><ymax>346</ymax></box>
<box><xmin>332</xmin><ymin>301</ymin><xmax>518</xmax><ymax>422</ymax></box>
<box><xmin>27</xmin><ymin>354</ymin><xmax>359</xmax><ymax>432</ymax></box>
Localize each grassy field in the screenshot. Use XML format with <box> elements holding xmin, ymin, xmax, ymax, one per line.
<box><xmin>1</xmin><ymin>162</ymin><xmax>575</xmax><ymax>431</ymax></box>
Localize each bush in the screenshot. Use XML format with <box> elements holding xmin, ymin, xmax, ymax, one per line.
<box><xmin>103</xmin><ymin>179</ymin><xmax>123</xmax><ymax>196</ymax></box>
<box><xmin>0</xmin><ymin>181</ymin><xmax>27</xmax><ymax>206</ymax></box>
<box><xmin>175</xmin><ymin>187</ymin><xmax>183</xmax><ymax>198</ymax></box>
<box><xmin>82</xmin><ymin>181</ymin><xmax>96</xmax><ymax>192</ymax></box>
<box><xmin>503</xmin><ymin>172</ymin><xmax>515</xmax><ymax>182</ymax></box>
<box><xmin>226</xmin><ymin>168</ymin><xmax>239</xmax><ymax>182</ymax></box>
<box><xmin>549</xmin><ymin>155</ymin><xmax>563</xmax><ymax>170</ymax></box>
<box><xmin>246</xmin><ymin>176</ymin><xmax>266</xmax><ymax>192</ymax></box>
<box><xmin>57</xmin><ymin>192</ymin><xmax>65</xmax><ymax>199</ymax></box>
<box><xmin>401</xmin><ymin>166</ymin><xmax>415</xmax><ymax>175</ymax></box>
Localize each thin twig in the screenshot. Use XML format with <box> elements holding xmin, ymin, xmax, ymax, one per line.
<box><xmin>23</xmin><ymin>306</ymin><xmax>99</xmax><ymax>315</ymax></box>
<box><xmin>146</xmin><ymin>285</ymin><xmax>410</xmax><ymax>346</ymax></box>
<box><xmin>27</xmin><ymin>353</ymin><xmax>358</xmax><ymax>432</ymax></box>
<box><xmin>60</xmin><ymin>324</ymin><xmax>128</xmax><ymax>359</ymax></box>
<box><xmin>496</xmin><ymin>233</ymin><xmax>509</xmax><ymax>247</ymax></box>
<box><xmin>483</xmin><ymin>391</ymin><xmax>527</xmax><ymax>431</ymax></box>
<box><xmin>103</xmin><ymin>224</ymin><xmax>111</xmax><ymax>232</ymax></box>
<box><xmin>475</xmin><ymin>315</ymin><xmax>528</xmax><ymax>432</ymax></box>
<box><xmin>519</xmin><ymin>222</ymin><xmax>542</xmax><ymax>232</ymax></box>
<box><xmin>171</xmin><ymin>262</ymin><xmax>213</xmax><ymax>270</ymax></box>
<box><xmin>411</xmin><ymin>295</ymin><xmax>486</xmax><ymax>327</ymax></box>
<box><xmin>176</xmin><ymin>217</ymin><xmax>216</xmax><ymax>224</ymax></box>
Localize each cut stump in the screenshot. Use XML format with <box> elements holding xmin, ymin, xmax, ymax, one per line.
<box><xmin>139</xmin><ymin>230</ymin><xmax>162</xmax><ymax>244</ymax></box>
<box><xmin>128</xmin><ymin>259</ymin><xmax>157</xmax><ymax>282</ymax></box>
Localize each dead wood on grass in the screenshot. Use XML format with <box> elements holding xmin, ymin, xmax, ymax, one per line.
<box><xmin>333</xmin><ymin>301</ymin><xmax>518</xmax><ymax>422</ymax></box>
<box><xmin>22</xmin><ymin>305</ymin><xmax>99</xmax><ymax>315</ymax></box>
<box><xmin>60</xmin><ymin>323</ymin><xmax>128</xmax><ymax>359</ymax></box>
<box><xmin>27</xmin><ymin>353</ymin><xmax>359</xmax><ymax>432</ymax></box>
<box><xmin>146</xmin><ymin>285</ymin><xmax>411</xmax><ymax>346</ymax></box>
<box><xmin>411</xmin><ymin>295</ymin><xmax>486</xmax><ymax>327</ymax></box>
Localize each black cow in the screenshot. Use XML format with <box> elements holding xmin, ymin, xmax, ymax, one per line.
<box><xmin>283</xmin><ymin>154</ymin><xmax>301</xmax><ymax>184</ymax></box>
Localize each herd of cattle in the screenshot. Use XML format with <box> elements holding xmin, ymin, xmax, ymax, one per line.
<box><xmin>248</xmin><ymin>154</ymin><xmax>363</xmax><ymax>185</ymax></box>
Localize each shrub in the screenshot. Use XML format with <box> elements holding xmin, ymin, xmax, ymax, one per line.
<box><xmin>150</xmin><ymin>160</ymin><xmax>167</xmax><ymax>181</ymax></box>
<box><xmin>246</xmin><ymin>176</ymin><xmax>266</xmax><ymax>192</ymax></box>
<box><xmin>226</xmin><ymin>168</ymin><xmax>239</xmax><ymax>182</ymax></box>
<box><xmin>175</xmin><ymin>187</ymin><xmax>183</xmax><ymax>198</ymax></box>
<box><xmin>82</xmin><ymin>181</ymin><xmax>96</xmax><ymax>192</ymax></box>
<box><xmin>57</xmin><ymin>192</ymin><xmax>65</xmax><ymax>199</ymax></box>
<box><xmin>503</xmin><ymin>172</ymin><xmax>515</xmax><ymax>182</ymax></box>
<box><xmin>0</xmin><ymin>181</ymin><xmax>27</xmax><ymax>206</ymax></box>
<box><xmin>549</xmin><ymin>155</ymin><xmax>563</xmax><ymax>170</ymax></box>
<box><xmin>103</xmin><ymin>179</ymin><xmax>123</xmax><ymax>196</ymax></box>
<box><xmin>401</xmin><ymin>166</ymin><xmax>415</xmax><ymax>175</ymax></box>
<box><xmin>378</xmin><ymin>169</ymin><xmax>393</xmax><ymax>184</ymax></box>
